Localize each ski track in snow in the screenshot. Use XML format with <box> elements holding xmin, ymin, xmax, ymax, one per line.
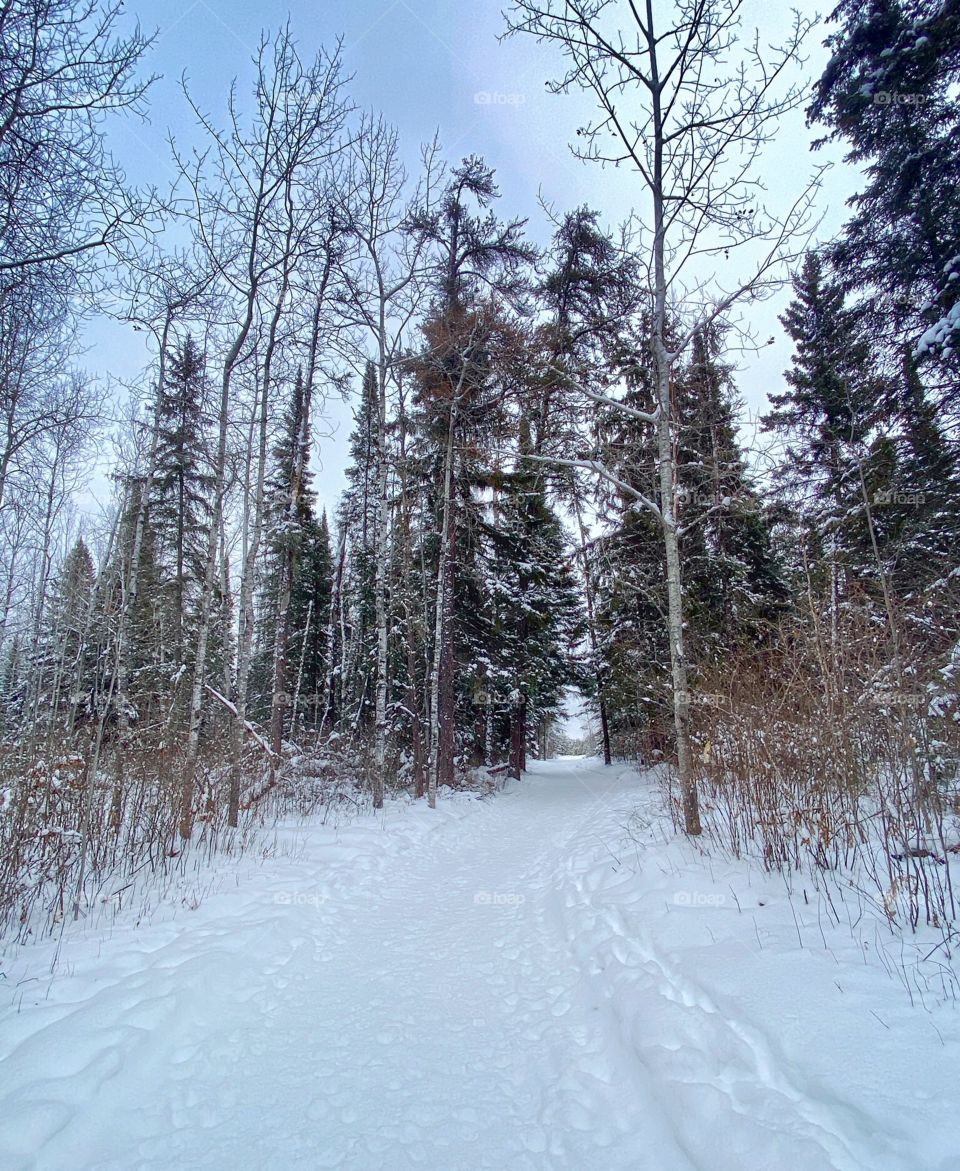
<box><xmin>0</xmin><ymin>758</ymin><xmax>951</xmax><ymax>1170</ymax></box>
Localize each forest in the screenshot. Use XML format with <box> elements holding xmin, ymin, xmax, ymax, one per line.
<box><xmin>1</xmin><ymin>0</ymin><xmax>959</xmax><ymax>944</ymax></box>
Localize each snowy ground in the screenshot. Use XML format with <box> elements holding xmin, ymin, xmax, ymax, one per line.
<box><xmin>1</xmin><ymin>757</ymin><xmax>958</xmax><ymax>1171</ymax></box>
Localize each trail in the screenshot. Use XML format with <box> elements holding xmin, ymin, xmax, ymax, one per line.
<box><xmin>0</xmin><ymin>759</ymin><xmax>922</xmax><ymax>1170</ymax></box>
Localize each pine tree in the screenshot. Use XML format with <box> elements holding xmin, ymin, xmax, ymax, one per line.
<box><xmin>251</xmin><ymin>373</ymin><xmax>333</xmax><ymax>746</ymax></box>
<box><xmin>675</xmin><ymin>326</ymin><xmax>788</xmax><ymax>662</ymax></box>
<box><xmin>44</xmin><ymin>536</ymin><xmax>96</xmax><ymax>729</ymax></box>
<box><xmin>334</xmin><ymin>361</ymin><xmax>381</xmax><ymax>732</ymax></box>
<box><xmin>485</xmin><ymin>450</ymin><xmax>584</xmax><ymax>775</ymax></box>
<box><xmin>408</xmin><ymin>158</ymin><xmax>534</xmax><ymax>800</ymax></box>
<box><xmin>855</xmin><ymin>345</ymin><xmax>960</xmax><ymax>600</ymax></box>
<box><xmin>150</xmin><ymin>335</ymin><xmax>213</xmax><ymax>672</ymax></box>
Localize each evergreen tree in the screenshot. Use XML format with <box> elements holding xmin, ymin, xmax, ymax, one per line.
<box><xmin>764</xmin><ymin>251</ymin><xmax>960</xmax><ymax>613</ymax></box>
<box><xmin>810</xmin><ymin>0</ymin><xmax>960</xmax><ymax>396</ymax></box>
<box><xmin>485</xmin><ymin>450</ymin><xmax>585</xmax><ymax>774</ymax></box>
<box><xmin>675</xmin><ymin>326</ymin><xmax>788</xmax><ymax>662</ymax></box>
<box><xmin>150</xmin><ymin>335</ymin><xmax>213</xmax><ymax>669</ymax></box>
<box><xmin>334</xmin><ymin>361</ymin><xmax>381</xmax><ymax>731</ymax></box>
<box><xmin>762</xmin><ymin>253</ymin><xmax>884</xmax><ymax>592</ymax></box>
<box><xmin>251</xmin><ymin>373</ymin><xmax>333</xmax><ymax>742</ymax></box>
<box><xmin>407</xmin><ymin>158</ymin><xmax>534</xmax><ymax>796</ymax></box>
<box><xmin>43</xmin><ymin>536</ymin><xmax>96</xmax><ymax>729</ymax></box>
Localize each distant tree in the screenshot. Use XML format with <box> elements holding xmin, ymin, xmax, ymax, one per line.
<box><xmin>44</xmin><ymin>537</ymin><xmax>96</xmax><ymax>729</ymax></box>
<box><xmin>486</xmin><ymin>449</ymin><xmax>584</xmax><ymax>778</ymax></box>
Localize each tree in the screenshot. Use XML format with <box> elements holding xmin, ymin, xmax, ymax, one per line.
<box><xmin>409</xmin><ymin>158</ymin><xmax>534</xmax><ymax>804</ymax></box>
<box><xmin>505</xmin><ymin>0</ymin><xmax>819</xmax><ymax>832</ymax></box>
<box><xmin>675</xmin><ymin>326</ymin><xmax>788</xmax><ymax>662</ymax></box>
<box><xmin>44</xmin><ymin>536</ymin><xmax>95</xmax><ymax>729</ymax></box>
<box><xmin>535</xmin><ymin>206</ymin><xmax>641</xmax><ymax>763</ymax></box>
<box><xmin>149</xmin><ymin>336</ymin><xmax>212</xmax><ymax>674</ymax></box>
<box><xmin>252</xmin><ymin>372</ymin><xmax>333</xmax><ymax>751</ymax></box>
<box><xmin>334</xmin><ymin>362</ymin><xmax>381</xmax><ymax>734</ymax></box>
<box><xmin>487</xmin><ymin>451</ymin><xmax>584</xmax><ymax>777</ymax></box>
<box><xmin>762</xmin><ymin>253</ymin><xmax>883</xmax><ymax>612</ymax></box>
<box><xmin>810</xmin><ymin>0</ymin><xmax>960</xmax><ymax>398</ymax></box>
<box><xmin>0</xmin><ymin>0</ymin><xmax>155</xmax><ymax>289</ymax></box>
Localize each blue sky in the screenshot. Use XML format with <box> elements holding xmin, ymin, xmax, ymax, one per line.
<box><xmin>88</xmin><ymin>0</ymin><xmax>855</xmax><ymax>520</ymax></box>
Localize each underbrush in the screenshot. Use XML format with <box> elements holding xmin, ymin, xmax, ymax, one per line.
<box><xmin>0</xmin><ymin>730</ymin><xmax>372</xmax><ymax>945</ymax></box>
<box><xmin>665</xmin><ymin>617</ymin><xmax>960</xmax><ymax>967</ymax></box>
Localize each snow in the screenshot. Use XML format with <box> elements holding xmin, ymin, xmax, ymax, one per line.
<box><xmin>916</xmin><ymin>300</ymin><xmax>960</xmax><ymax>355</ymax></box>
<box><xmin>1</xmin><ymin>758</ymin><xmax>958</xmax><ymax>1170</ymax></box>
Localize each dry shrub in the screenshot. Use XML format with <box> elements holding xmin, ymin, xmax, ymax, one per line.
<box><xmin>678</xmin><ymin>604</ymin><xmax>960</xmax><ymax>932</ymax></box>
<box><xmin>0</xmin><ymin>716</ymin><xmax>362</xmax><ymax>942</ymax></box>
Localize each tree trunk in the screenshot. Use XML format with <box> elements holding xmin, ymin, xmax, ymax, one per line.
<box><xmin>428</xmin><ymin>400</ymin><xmax>457</xmax><ymax>807</ymax></box>
<box><xmin>509</xmin><ymin>693</ymin><xmax>526</xmax><ymax>780</ymax></box>
<box><xmin>371</xmin><ymin>362</ymin><xmax>390</xmax><ymax>810</ymax></box>
<box><xmin>572</xmin><ymin>486</ymin><xmax>612</xmax><ymax>766</ymax></box>
<box><xmin>397</xmin><ymin>393</ymin><xmax>427</xmax><ymax>799</ymax></box>
<box><xmin>655</xmin><ymin>372</ymin><xmax>700</xmax><ymax>835</ymax></box>
<box><xmin>648</xmin><ymin>21</ymin><xmax>700</xmax><ymax>836</ymax></box>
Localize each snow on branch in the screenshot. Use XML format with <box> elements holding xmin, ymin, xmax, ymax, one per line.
<box><xmin>204</xmin><ymin>686</ymin><xmax>277</xmax><ymax>758</ymax></box>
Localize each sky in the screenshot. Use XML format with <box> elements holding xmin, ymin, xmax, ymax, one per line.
<box><xmin>85</xmin><ymin>0</ymin><xmax>857</xmax><ymax>525</ymax></box>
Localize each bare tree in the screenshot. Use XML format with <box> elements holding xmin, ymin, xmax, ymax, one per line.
<box><xmin>335</xmin><ymin>115</ymin><xmax>441</xmax><ymax>807</ymax></box>
<box><xmin>505</xmin><ymin>0</ymin><xmax>821</xmax><ymax>833</ymax></box>
<box><xmin>0</xmin><ymin>0</ymin><xmax>156</xmax><ymax>287</ymax></box>
<box><xmin>174</xmin><ymin>26</ymin><xmax>350</xmax><ymax>838</ymax></box>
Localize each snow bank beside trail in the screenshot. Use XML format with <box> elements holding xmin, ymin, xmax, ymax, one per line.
<box><xmin>1</xmin><ymin>785</ymin><xmax>486</xmax><ymax>998</ymax></box>
<box><xmin>0</xmin><ymin>788</ymin><xmax>492</xmax><ymax>1170</ymax></box>
<box><xmin>553</xmin><ymin>762</ymin><xmax>960</xmax><ymax>1171</ymax></box>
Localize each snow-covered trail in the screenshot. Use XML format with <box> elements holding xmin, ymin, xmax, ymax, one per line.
<box><xmin>0</xmin><ymin>758</ymin><xmax>935</xmax><ymax>1170</ymax></box>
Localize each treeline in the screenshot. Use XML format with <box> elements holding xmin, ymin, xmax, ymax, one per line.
<box><xmin>1</xmin><ymin>0</ymin><xmax>958</xmax><ymax>933</ymax></box>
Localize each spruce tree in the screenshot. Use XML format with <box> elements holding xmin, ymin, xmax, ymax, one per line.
<box><xmin>334</xmin><ymin>361</ymin><xmax>381</xmax><ymax>731</ymax></box>
<box><xmin>485</xmin><ymin>452</ymin><xmax>585</xmax><ymax>775</ymax></box>
<box><xmin>251</xmin><ymin>373</ymin><xmax>333</xmax><ymax>743</ymax></box>
<box><xmin>762</xmin><ymin>253</ymin><xmax>884</xmax><ymax>594</ymax></box>
<box><xmin>150</xmin><ymin>335</ymin><xmax>213</xmax><ymax>671</ymax></box>
<box><xmin>810</xmin><ymin>0</ymin><xmax>960</xmax><ymax>394</ymax></box>
<box><xmin>675</xmin><ymin>326</ymin><xmax>788</xmax><ymax>662</ymax></box>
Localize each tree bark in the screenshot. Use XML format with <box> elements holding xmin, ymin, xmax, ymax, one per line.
<box><xmin>428</xmin><ymin>399</ymin><xmax>457</xmax><ymax>807</ymax></box>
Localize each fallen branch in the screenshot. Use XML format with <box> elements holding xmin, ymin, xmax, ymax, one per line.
<box><xmin>204</xmin><ymin>685</ymin><xmax>277</xmax><ymax>758</ymax></box>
